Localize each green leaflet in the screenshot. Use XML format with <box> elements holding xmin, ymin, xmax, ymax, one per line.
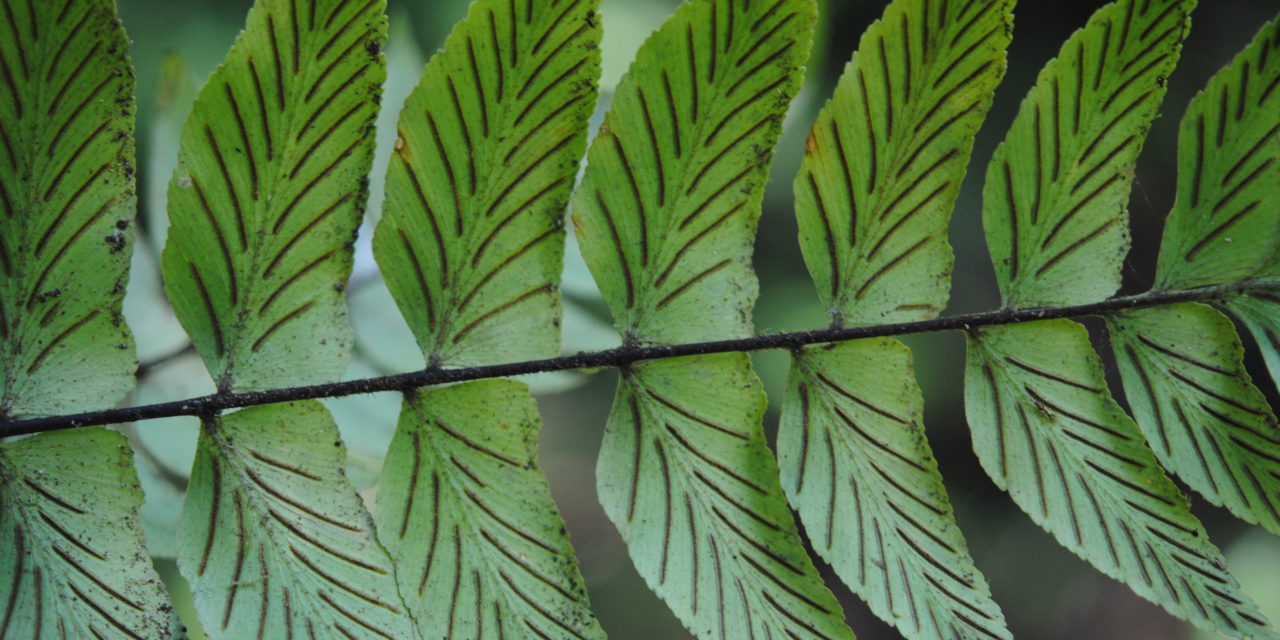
<box><xmin>598</xmin><ymin>353</ymin><xmax>853</xmax><ymax>640</ymax></box>
<box><xmin>374</xmin><ymin>0</ymin><xmax>600</xmax><ymax>367</ymax></box>
<box><xmin>370</xmin><ymin>3</ymin><xmax>604</xmax><ymax>635</ymax></box>
<box><xmin>574</xmin><ymin>3</ymin><xmax>849</xmax><ymax>638</ymax></box>
<box><xmin>778</xmin><ymin>339</ymin><xmax>1010</xmax><ymax>640</ymax></box>
<box><xmin>965</xmin><ymin>320</ymin><xmax>1275</xmax><ymax>638</ymax></box>
<box><xmin>572</xmin><ymin>0</ymin><xmax>816</xmax><ymax>345</ymax></box>
<box><xmin>177</xmin><ymin>401</ymin><xmax>416</xmax><ymax>639</ymax></box>
<box><xmin>375</xmin><ymin>379</ymin><xmax>604</xmax><ymax>640</ymax></box>
<box><xmin>1161</xmin><ymin>15</ymin><xmax>1280</xmax><ymax>393</ymax></box>
<box><xmin>1228</xmin><ymin>287</ymin><xmax>1280</xmax><ymax>392</ymax></box>
<box><xmin>161</xmin><ymin>0</ymin><xmax>387</xmax><ymax>392</ymax></box>
<box><xmin>795</xmin><ymin>0</ymin><xmax>1011</xmax><ymax>326</ymax></box>
<box><xmin>1109</xmin><ymin>303</ymin><xmax>1280</xmax><ymax>537</ymax></box>
<box><xmin>982</xmin><ymin>0</ymin><xmax>1192</xmax><ymax>308</ymax></box>
<box><xmin>783</xmin><ymin>4</ymin><xmax>1013</xmax><ymax>636</ymax></box>
<box><xmin>0</xmin><ymin>428</ymin><xmax>176</xmax><ymax>639</ymax></box>
<box><xmin>0</xmin><ymin>3</ymin><xmax>175</xmax><ymax>637</ymax></box>
<box><xmin>0</xmin><ymin>0</ymin><xmax>137</xmax><ymax>418</ymax></box>
<box><xmin>1155</xmin><ymin>16</ymin><xmax>1280</xmax><ymax>290</ymax></box>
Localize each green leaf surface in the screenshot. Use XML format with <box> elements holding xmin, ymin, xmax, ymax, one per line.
<box><xmin>375</xmin><ymin>379</ymin><xmax>603</xmax><ymax>640</ymax></box>
<box><xmin>982</xmin><ymin>0</ymin><xmax>1192</xmax><ymax>308</ymax></box>
<box><xmin>795</xmin><ymin>0</ymin><xmax>1011</xmax><ymax>326</ymax></box>
<box><xmin>177</xmin><ymin>400</ymin><xmax>417</xmax><ymax>640</ymax></box>
<box><xmin>965</xmin><ymin>320</ymin><xmax>1275</xmax><ymax>638</ymax></box>
<box><xmin>572</xmin><ymin>0</ymin><xmax>816</xmax><ymax>344</ymax></box>
<box><xmin>1155</xmin><ymin>16</ymin><xmax>1280</xmax><ymax>290</ymax></box>
<box><xmin>1226</xmin><ymin>286</ymin><xmax>1280</xmax><ymax>396</ymax></box>
<box><xmin>598</xmin><ymin>353</ymin><xmax>854</xmax><ymax>640</ymax></box>
<box><xmin>0</xmin><ymin>428</ymin><xmax>176</xmax><ymax>639</ymax></box>
<box><xmin>374</xmin><ymin>0</ymin><xmax>601</xmax><ymax>367</ymax></box>
<box><xmin>1110</xmin><ymin>303</ymin><xmax>1280</xmax><ymax>538</ymax></box>
<box><xmin>0</xmin><ymin>0</ymin><xmax>137</xmax><ymax>419</ymax></box>
<box><xmin>778</xmin><ymin>338</ymin><xmax>1010</xmax><ymax>640</ymax></box>
<box><xmin>161</xmin><ymin>0</ymin><xmax>387</xmax><ymax>392</ymax></box>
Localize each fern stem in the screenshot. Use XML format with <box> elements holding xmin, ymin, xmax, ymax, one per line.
<box><xmin>0</xmin><ymin>282</ymin><xmax>1257</xmax><ymax>437</ymax></box>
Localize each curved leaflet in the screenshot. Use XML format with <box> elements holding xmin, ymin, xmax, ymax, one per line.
<box><xmin>0</xmin><ymin>428</ymin><xmax>176</xmax><ymax>639</ymax></box>
<box><xmin>1157</xmin><ymin>15</ymin><xmax>1280</xmax><ymax>392</ymax></box>
<box><xmin>0</xmin><ymin>2</ymin><xmax>175</xmax><ymax>637</ymax></box>
<box><xmin>597</xmin><ymin>354</ymin><xmax>853</xmax><ymax>640</ymax></box>
<box><xmin>1110</xmin><ymin>303</ymin><xmax>1280</xmax><ymax>537</ymax></box>
<box><xmin>371</xmin><ymin>1</ymin><xmax>604</xmax><ymax>635</ymax></box>
<box><xmin>1155</xmin><ymin>15</ymin><xmax>1280</xmax><ymax>290</ymax></box>
<box><xmin>965</xmin><ymin>320</ymin><xmax>1275</xmax><ymax>638</ymax></box>
<box><xmin>783</xmin><ymin>3</ymin><xmax>1012</xmax><ymax>636</ymax></box>
<box><xmin>795</xmin><ymin>0</ymin><xmax>1012</xmax><ymax>326</ymax></box>
<box><xmin>177</xmin><ymin>401</ymin><xmax>417</xmax><ymax>640</ymax></box>
<box><xmin>375</xmin><ymin>380</ymin><xmax>604</xmax><ymax>640</ymax></box>
<box><xmin>374</xmin><ymin>0</ymin><xmax>601</xmax><ymax>367</ymax></box>
<box><xmin>982</xmin><ymin>0</ymin><xmax>1192</xmax><ymax>308</ymax></box>
<box><xmin>572</xmin><ymin>0</ymin><xmax>815</xmax><ymax>345</ymax></box>
<box><xmin>161</xmin><ymin>0</ymin><xmax>387</xmax><ymax>391</ymax></box>
<box><xmin>573</xmin><ymin>1</ymin><xmax>853</xmax><ymax>637</ymax></box>
<box><xmin>778</xmin><ymin>339</ymin><xmax>1010</xmax><ymax>640</ymax></box>
<box><xmin>0</xmin><ymin>0</ymin><xmax>137</xmax><ymax>418</ymax></box>
<box><xmin>1229</xmin><ymin>286</ymin><xmax>1280</xmax><ymax>393</ymax></box>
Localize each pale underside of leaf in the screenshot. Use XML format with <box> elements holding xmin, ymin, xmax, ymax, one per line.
<box><xmin>777</xmin><ymin>338</ymin><xmax>1010</xmax><ymax>640</ymax></box>
<box><xmin>965</xmin><ymin>320</ymin><xmax>1275</xmax><ymax>638</ymax></box>
<box><xmin>374</xmin><ymin>0</ymin><xmax>601</xmax><ymax>368</ymax></box>
<box><xmin>795</xmin><ymin>0</ymin><xmax>1011</xmax><ymax>326</ymax></box>
<box><xmin>162</xmin><ymin>0</ymin><xmax>387</xmax><ymax>392</ymax></box>
<box><xmin>0</xmin><ymin>0</ymin><xmax>136</xmax><ymax>419</ymax></box>
<box><xmin>572</xmin><ymin>0</ymin><xmax>816</xmax><ymax>345</ymax></box>
<box><xmin>982</xmin><ymin>0</ymin><xmax>1192</xmax><ymax>308</ymax></box>
<box><xmin>597</xmin><ymin>353</ymin><xmax>854</xmax><ymax>640</ymax></box>
<box><xmin>1155</xmin><ymin>16</ymin><xmax>1280</xmax><ymax>289</ymax></box>
<box><xmin>1227</xmin><ymin>286</ymin><xmax>1280</xmax><ymax>396</ymax></box>
<box><xmin>375</xmin><ymin>379</ymin><xmax>604</xmax><ymax>640</ymax></box>
<box><xmin>0</xmin><ymin>428</ymin><xmax>176</xmax><ymax>639</ymax></box>
<box><xmin>1110</xmin><ymin>303</ymin><xmax>1280</xmax><ymax>538</ymax></box>
<box><xmin>177</xmin><ymin>401</ymin><xmax>417</xmax><ymax>640</ymax></box>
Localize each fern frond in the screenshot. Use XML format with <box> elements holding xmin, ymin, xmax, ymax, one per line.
<box><xmin>1155</xmin><ymin>14</ymin><xmax>1280</xmax><ymax>391</ymax></box>
<box><xmin>1108</xmin><ymin>14</ymin><xmax>1280</xmax><ymax>542</ymax></box>
<box><xmin>159</xmin><ymin>2</ymin><xmax>416</xmax><ymax>636</ymax></box>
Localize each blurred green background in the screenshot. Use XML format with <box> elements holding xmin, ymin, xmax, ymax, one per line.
<box><xmin>112</xmin><ymin>0</ymin><xmax>1280</xmax><ymax>638</ymax></box>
